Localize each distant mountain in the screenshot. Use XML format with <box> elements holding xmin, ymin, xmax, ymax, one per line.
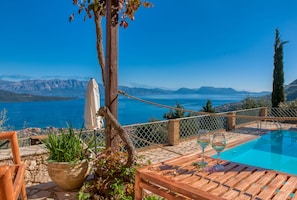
<box><xmin>0</xmin><ymin>79</ymin><xmax>88</xmax><ymax>98</ymax></box>
<box><xmin>118</xmin><ymin>86</ymin><xmax>173</xmax><ymax>95</ymax></box>
<box><xmin>0</xmin><ymin>89</ymin><xmax>75</xmax><ymax>102</ymax></box>
<box><xmin>174</xmin><ymin>86</ymin><xmax>265</xmax><ymax>95</ymax></box>
<box><xmin>0</xmin><ymin>79</ymin><xmax>281</xmax><ymax>102</ymax></box>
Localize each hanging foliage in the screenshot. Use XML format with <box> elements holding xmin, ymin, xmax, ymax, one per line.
<box><xmin>70</xmin><ymin>0</ymin><xmax>153</xmax><ymax>28</ymax></box>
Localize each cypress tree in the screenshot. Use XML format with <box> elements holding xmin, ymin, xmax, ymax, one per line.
<box><xmin>272</xmin><ymin>28</ymin><xmax>288</xmax><ymax>107</ymax></box>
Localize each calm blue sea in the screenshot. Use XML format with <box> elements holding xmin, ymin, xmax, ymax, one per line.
<box><xmin>0</xmin><ymin>94</ymin><xmax>250</xmax><ymax>130</ymax></box>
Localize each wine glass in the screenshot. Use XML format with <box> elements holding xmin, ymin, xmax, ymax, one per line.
<box><xmin>212</xmin><ymin>132</ymin><xmax>226</xmax><ymax>170</ymax></box>
<box><xmin>197</xmin><ymin>129</ymin><xmax>210</xmax><ymax>166</ymax></box>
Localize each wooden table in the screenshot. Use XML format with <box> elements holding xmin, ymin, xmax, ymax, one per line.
<box><xmin>135</xmin><ymin>153</ymin><xmax>297</xmax><ymax>200</ymax></box>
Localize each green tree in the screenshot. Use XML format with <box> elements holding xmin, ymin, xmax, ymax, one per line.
<box><xmin>163</xmin><ymin>102</ymin><xmax>185</xmax><ymax>119</ymax></box>
<box><xmin>272</xmin><ymin>28</ymin><xmax>288</xmax><ymax>107</ymax></box>
<box><xmin>202</xmin><ymin>99</ymin><xmax>215</xmax><ymax>113</ymax></box>
<box><xmin>242</xmin><ymin>97</ymin><xmax>258</xmax><ymax>109</ymax></box>
<box><xmin>279</xmin><ymin>100</ymin><xmax>297</xmax><ymax>108</ymax></box>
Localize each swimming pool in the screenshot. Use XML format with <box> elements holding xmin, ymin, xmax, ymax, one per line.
<box><xmin>213</xmin><ymin>130</ymin><xmax>297</xmax><ymax>175</ymax></box>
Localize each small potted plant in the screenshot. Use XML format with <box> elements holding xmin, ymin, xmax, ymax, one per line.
<box><xmin>43</xmin><ymin>125</ymin><xmax>92</xmax><ymax>191</ymax></box>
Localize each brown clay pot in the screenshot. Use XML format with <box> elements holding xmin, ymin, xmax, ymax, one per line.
<box><xmin>47</xmin><ymin>160</ymin><xmax>90</xmax><ymax>191</ymax></box>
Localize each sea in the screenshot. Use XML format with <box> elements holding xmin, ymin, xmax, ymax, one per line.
<box><xmin>0</xmin><ymin>93</ymin><xmax>255</xmax><ymax>130</ymax></box>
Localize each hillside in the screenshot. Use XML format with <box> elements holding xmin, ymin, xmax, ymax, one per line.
<box><xmin>0</xmin><ymin>89</ymin><xmax>75</xmax><ymax>102</ymax></box>
<box><xmin>285</xmin><ymin>79</ymin><xmax>297</xmax><ymax>101</ymax></box>
<box><xmin>0</xmin><ymin>79</ymin><xmax>88</xmax><ymax>98</ymax></box>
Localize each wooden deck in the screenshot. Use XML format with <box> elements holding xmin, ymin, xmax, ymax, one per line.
<box><xmin>135</xmin><ymin>153</ymin><xmax>297</xmax><ymax>200</ymax></box>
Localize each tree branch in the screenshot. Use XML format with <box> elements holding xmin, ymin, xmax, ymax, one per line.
<box><xmin>94</xmin><ymin>10</ymin><xmax>106</xmax><ymax>86</ymax></box>
<box><xmin>98</xmin><ymin>106</ymin><xmax>135</xmax><ymax>167</ymax></box>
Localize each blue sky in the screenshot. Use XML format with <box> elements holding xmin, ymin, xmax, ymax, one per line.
<box><xmin>0</xmin><ymin>1</ymin><xmax>296</xmax><ymax>92</ymax></box>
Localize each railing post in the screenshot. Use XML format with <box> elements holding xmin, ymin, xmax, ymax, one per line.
<box><xmin>168</xmin><ymin>119</ymin><xmax>180</xmax><ymax>146</ymax></box>
<box><xmin>261</xmin><ymin>107</ymin><xmax>268</xmax><ymax>117</ymax></box>
<box><xmin>227</xmin><ymin>112</ymin><xmax>236</xmax><ymax>130</ymax></box>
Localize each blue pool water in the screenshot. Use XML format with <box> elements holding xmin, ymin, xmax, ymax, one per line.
<box><xmin>215</xmin><ymin>130</ymin><xmax>297</xmax><ymax>175</ymax></box>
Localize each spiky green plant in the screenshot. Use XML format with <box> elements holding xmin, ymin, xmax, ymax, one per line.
<box><xmin>43</xmin><ymin>125</ymin><xmax>91</xmax><ymax>162</ymax></box>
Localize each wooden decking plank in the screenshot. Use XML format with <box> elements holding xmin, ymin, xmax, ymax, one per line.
<box><xmin>209</xmin><ymin>184</ymin><xmax>230</xmax><ymax>196</ymax></box>
<box><xmin>224</xmin><ymin>167</ymin><xmax>255</xmax><ymax>187</ymax></box>
<box><xmin>205</xmin><ymin>170</ymin><xmax>225</xmax><ymax>179</ymax></box>
<box><xmin>272</xmin><ymin>176</ymin><xmax>297</xmax><ymax>200</ymax></box>
<box><xmin>164</xmin><ymin>153</ymin><xmax>199</xmax><ymax>166</ymax></box>
<box><xmin>222</xmin><ymin>168</ymin><xmax>265</xmax><ymax>199</ymax></box>
<box><xmin>190</xmin><ymin>176</ymin><xmax>211</xmax><ymax>188</ymax></box>
<box><xmin>244</xmin><ymin>172</ymin><xmax>276</xmax><ymax>196</ymax></box>
<box><xmin>221</xmin><ymin>168</ymin><xmax>259</xmax><ymax>200</ymax></box>
<box><xmin>179</xmin><ymin>173</ymin><xmax>202</xmax><ymax>185</ymax></box>
<box><xmin>172</xmin><ymin>170</ymin><xmax>196</xmax><ymax>181</ymax></box>
<box><xmin>221</xmin><ymin>162</ymin><xmax>240</xmax><ymax>172</ymax></box>
<box><xmin>193</xmin><ymin>170</ymin><xmax>211</xmax><ymax>179</ymax></box>
<box><xmin>197</xmin><ymin>164</ymin><xmax>250</xmax><ymax>195</ymax></box>
<box><xmin>235</xmin><ymin>170</ymin><xmax>266</xmax><ymax>191</ymax></box>
<box><xmin>215</xmin><ymin>164</ymin><xmax>247</xmax><ymax>183</ymax></box>
<box><xmin>198</xmin><ymin>171</ymin><xmax>226</xmax><ymax>190</ymax></box>
<box><xmin>221</xmin><ymin>188</ymin><xmax>241</xmax><ymax>199</ymax></box>
<box><xmin>235</xmin><ymin>193</ymin><xmax>252</xmax><ymax>200</ymax></box>
<box><xmin>206</xmin><ymin>159</ymin><xmax>222</xmax><ymax>167</ymax></box>
<box><xmin>199</xmin><ymin>179</ymin><xmax>220</xmax><ymax>191</ymax></box>
<box><xmin>291</xmin><ymin>191</ymin><xmax>297</xmax><ymax>200</ymax></box>
<box><xmin>256</xmin><ymin>174</ymin><xmax>287</xmax><ymax>200</ymax></box>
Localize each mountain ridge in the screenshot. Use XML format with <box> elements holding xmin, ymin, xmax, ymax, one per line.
<box><xmin>0</xmin><ymin>89</ymin><xmax>76</xmax><ymax>102</ymax></box>
<box><xmin>2</xmin><ymin>79</ymin><xmax>297</xmax><ymax>102</ymax></box>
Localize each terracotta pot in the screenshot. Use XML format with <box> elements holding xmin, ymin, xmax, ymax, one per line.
<box><xmin>47</xmin><ymin>160</ymin><xmax>90</xmax><ymax>191</ymax></box>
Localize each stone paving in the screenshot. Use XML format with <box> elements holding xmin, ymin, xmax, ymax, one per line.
<box><xmin>23</xmin><ymin>122</ymin><xmax>296</xmax><ymax>200</ymax></box>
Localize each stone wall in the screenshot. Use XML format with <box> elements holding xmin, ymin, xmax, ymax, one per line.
<box><xmin>0</xmin><ymin>145</ymin><xmax>51</xmax><ymax>186</ymax></box>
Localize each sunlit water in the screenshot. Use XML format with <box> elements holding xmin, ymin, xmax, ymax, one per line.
<box><xmin>216</xmin><ymin>130</ymin><xmax>297</xmax><ymax>175</ymax></box>
<box><xmin>0</xmin><ymin>93</ymin><xmax>251</xmax><ymax>130</ymax></box>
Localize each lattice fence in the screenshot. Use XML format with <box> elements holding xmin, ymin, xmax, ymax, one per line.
<box><xmin>80</xmin><ymin>129</ymin><xmax>105</xmax><ymax>153</ymax></box>
<box><xmin>268</xmin><ymin>107</ymin><xmax>297</xmax><ymax>118</ymax></box>
<box><xmin>179</xmin><ymin>114</ymin><xmax>226</xmax><ymax>139</ymax></box>
<box><xmin>124</xmin><ymin>121</ymin><xmax>168</xmax><ymax>149</ymax></box>
<box><xmin>235</xmin><ymin>107</ymin><xmax>263</xmax><ymax>126</ymax></box>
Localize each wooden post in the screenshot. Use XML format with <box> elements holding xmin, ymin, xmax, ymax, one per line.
<box><xmin>105</xmin><ymin>0</ymin><xmax>119</xmax><ymax>148</ymax></box>
<box><xmin>261</xmin><ymin>107</ymin><xmax>268</xmax><ymax>118</ymax></box>
<box><xmin>227</xmin><ymin>111</ymin><xmax>236</xmax><ymax>130</ymax></box>
<box><xmin>168</xmin><ymin>119</ymin><xmax>180</xmax><ymax>146</ymax></box>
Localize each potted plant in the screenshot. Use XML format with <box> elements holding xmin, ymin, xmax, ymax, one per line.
<box><xmin>43</xmin><ymin>125</ymin><xmax>92</xmax><ymax>191</ymax></box>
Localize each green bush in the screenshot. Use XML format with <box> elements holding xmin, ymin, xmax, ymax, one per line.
<box><xmin>78</xmin><ymin>147</ymin><xmax>147</xmax><ymax>200</ymax></box>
